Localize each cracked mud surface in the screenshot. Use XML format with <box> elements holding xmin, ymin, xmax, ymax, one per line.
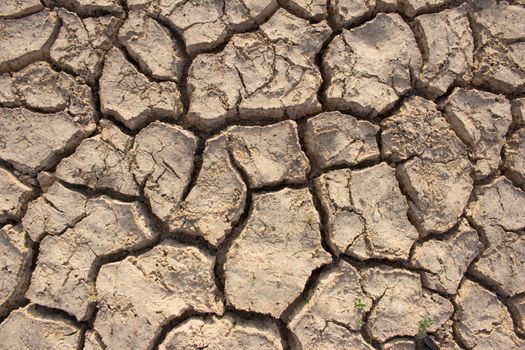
<box><xmin>0</xmin><ymin>1</ymin><xmax>524</xmax><ymax>350</ymax></box>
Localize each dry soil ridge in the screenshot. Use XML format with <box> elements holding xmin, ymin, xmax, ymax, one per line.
<box><xmin>0</xmin><ymin>1</ymin><xmax>524</xmax><ymax>350</ymax></box>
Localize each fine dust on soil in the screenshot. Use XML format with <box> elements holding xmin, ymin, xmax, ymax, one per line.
<box><xmin>0</xmin><ymin>0</ymin><xmax>524</xmax><ymax>349</ymax></box>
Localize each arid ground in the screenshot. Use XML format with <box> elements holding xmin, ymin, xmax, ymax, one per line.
<box><xmin>0</xmin><ymin>0</ymin><xmax>524</xmax><ymax>349</ymax></box>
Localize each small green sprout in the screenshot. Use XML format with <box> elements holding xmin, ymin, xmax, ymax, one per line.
<box><xmin>251</xmin><ymin>272</ymin><xmax>257</xmax><ymax>281</ymax></box>
<box><xmin>305</xmin><ymin>215</ymin><xmax>316</xmax><ymax>226</ymax></box>
<box><xmin>354</xmin><ymin>298</ymin><xmax>366</xmax><ymax>312</ymax></box>
<box><xmin>418</xmin><ymin>317</ymin><xmax>434</xmax><ymax>331</ymax></box>
<box><xmin>232</xmin><ymin>242</ymin><xmax>239</xmax><ymax>249</ymax></box>
<box><xmin>357</xmin><ymin>319</ymin><xmax>365</xmax><ymax>327</ymax></box>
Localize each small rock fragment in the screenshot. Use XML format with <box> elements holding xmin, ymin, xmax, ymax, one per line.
<box><xmin>332</xmin><ymin>0</ymin><xmax>376</xmax><ymax>28</ymax></box>
<box><xmin>503</xmin><ymin>128</ymin><xmax>525</xmax><ymax>188</ymax></box>
<box><xmin>43</xmin><ymin>0</ymin><xmax>123</xmax><ymax>16</ymax></box>
<box><xmin>0</xmin><ymin>0</ymin><xmax>43</xmax><ymax>18</ymax></box>
<box><xmin>288</xmin><ymin>260</ymin><xmax>373</xmax><ymax>349</ymax></box>
<box><xmin>509</xmin><ymin>295</ymin><xmax>525</xmax><ymax>336</ymax></box>
<box><xmin>51</xmin><ymin>9</ymin><xmax>120</xmax><ymax>84</ymax></box>
<box><xmin>441</xmin><ymin>88</ymin><xmax>512</xmax><ymax>179</ymax></box>
<box><xmin>119</xmin><ymin>11</ymin><xmax>185</xmax><ymax>82</ymax></box>
<box><xmin>0</xmin><ymin>9</ymin><xmax>59</xmax><ymax>72</ymax></box>
<box><xmin>27</xmin><ymin>197</ymin><xmax>158</xmax><ymax>320</ymax></box>
<box><xmin>304</xmin><ymin>111</ymin><xmax>380</xmax><ymax>170</ymax></box>
<box><xmin>22</xmin><ymin>182</ymin><xmax>88</xmax><ymax>242</ymax></box>
<box><xmin>514</xmin><ymin>98</ymin><xmax>525</xmax><ymax>126</ymax></box>
<box><xmin>0</xmin><ymin>225</ymin><xmax>33</xmax><ymax>317</ymax></box>
<box><xmin>224</xmin><ymin>188</ymin><xmax>330</xmax><ymax>317</ymax></box>
<box><xmin>100</xmin><ymin>48</ymin><xmax>183</xmax><ymax>130</ymax></box>
<box><xmin>362</xmin><ymin>266</ymin><xmax>454</xmax><ymax>343</ymax></box>
<box><xmin>132</xmin><ymin>0</ymin><xmax>278</xmax><ymax>55</ymax></box>
<box><xmin>131</xmin><ymin>121</ymin><xmax>197</xmax><ymax>222</ymax></box>
<box><xmin>0</xmin><ymin>74</ymin><xmax>16</xmax><ymax>105</ymax></box>
<box><xmin>36</xmin><ymin>171</ymin><xmax>56</xmax><ymax>192</ymax></box>
<box><xmin>382</xmin><ymin>339</ymin><xmax>414</xmax><ymax>350</ymax></box>
<box><xmin>187</xmin><ymin>9</ymin><xmax>330</xmax><ymax>129</ymax></box>
<box><xmin>0</xmin><ymin>108</ymin><xmax>92</xmax><ymax>174</ymax></box>
<box><xmin>55</xmin><ymin>121</ymin><xmax>139</xmax><ymax>197</ymax></box>
<box><xmin>470</xmin><ymin>1</ymin><xmax>525</xmax><ymax>94</ymax></box>
<box><xmin>382</xmin><ymin>97</ymin><xmax>472</xmax><ymax>234</ymax></box>
<box><xmin>168</xmin><ymin>135</ymin><xmax>247</xmax><ymax>246</ymax></box>
<box><xmin>94</xmin><ymin>241</ymin><xmax>224</xmax><ymax>350</ymax></box>
<box><xmin>7</xmin><ymin>61</ymin><xmax>96</xmax><ymax>125</ymax></box>
<box><xmin>323</xmin><ymin>13</ymin><xmax>422</xmax><ymax>117</ymax></box>
<box><xmin>121</xmin><ymin>0</ymin><xmax>150</xmax><ymax>9</ymax></box>
<box><xmin>410</xmin><ymin>219</ymin><xmax>483</xmax><ymax>294</ymax></box>
<box><xmin>315</xmin><ymin>163</ymin><xmax>419</xmax><ymax>260</ymax></box>
<box><xmin>280</xmin><ymin>0</ymin><xmax>327</xmax><ymax>20</ymax></box>
<box><xmin>376</xmin><ymin>0</ymin><xmax>397</xmax><ymax>12</ymax></box>
<box><xmin>414</xmin><ymin>4</ymin><xmax>474</xmax><ymax>99</ymax></box>
<box><xmin>466</xmin><ymin>177</ymin><xmax>525</xmax><ymax>297</ymax></box>
<box><xmin>0</xmin><ymin>304</ymin><xmax>81</xmax><ymax>350</ymax></box>
<box><xmin>159</xmin><ymin>315</ymin><xmax>283</xmax><ymax>350</ymax></box>
<box><xmin>0</xmin><ymin>168</ymin><xmax>33</xmax><ymax>223</ymax></box>
<box><xmin>455</xmin><ymin>279</ymin><xmax>524</xmax><ymax>349</ymax></box>
<box><xmin>397</xmin><ymin>0</ymin><xmax>450</xmax><ymax>17</ymax></box>
<box><xmin>227</xmin><ymin>120</ymin><xmax>310</xmax><ymax>188</ymax></box>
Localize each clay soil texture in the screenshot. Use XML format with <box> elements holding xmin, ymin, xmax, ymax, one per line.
<box><xmin>0</xmin><ymin>0</ymin><xmax>524</xmax><ymax>349</ymax></box>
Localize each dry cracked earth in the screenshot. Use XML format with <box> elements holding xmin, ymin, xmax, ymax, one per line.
<box><xmin>0</xmin><ymin>0</ymin><xmax>524</xmax><ymax>349</ymax></box>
